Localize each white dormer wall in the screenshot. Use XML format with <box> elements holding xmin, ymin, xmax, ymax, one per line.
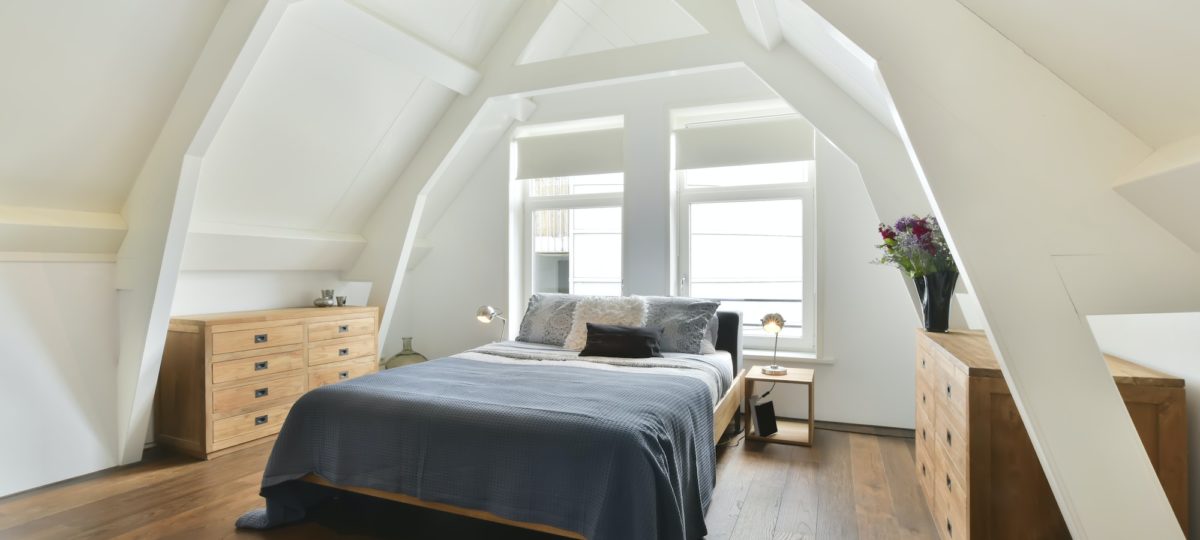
<box><xmin>390</xmin><ymin>68</ymin><xmax>919</xmax><ymax>428</ymax></box>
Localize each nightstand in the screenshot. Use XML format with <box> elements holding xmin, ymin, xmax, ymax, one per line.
<box><xmin>743</xmin><ymin>365</ymin><xmax>815</xmax><ymax>446</ymax></box>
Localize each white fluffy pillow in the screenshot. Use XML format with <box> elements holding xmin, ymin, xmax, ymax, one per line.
<box><xmin>563</xmin><ymin>296</ymin><xmax>648</xmax><ymax>351</ymax></box>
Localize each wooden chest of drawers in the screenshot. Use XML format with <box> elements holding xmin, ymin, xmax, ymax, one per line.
<box><xmin>915</xmin><ymin>330</ymin><xmax>1187</xmax><ymax>539</ymax></box>
<box><xmin>154</xmin><ymin>307</ymin><xmax>379</xmax><ymax>459</ymax></box>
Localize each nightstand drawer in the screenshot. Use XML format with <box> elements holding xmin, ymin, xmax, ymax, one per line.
<box><xmin>935</xmin><ymin>351</ymin><xmax>969</xmax><ymax>417</ymax></box>
<box><xmin>211</xmin><ymin>373</ymin><xmax>305</xmax><ymax>419</ymax></box>
<box><xmin>211</xmin><ymin>324</ymin><xmax>303</xmax><ymax>355</ymax></box>
<box><xmin>309</xmin><ymin>335</ymin><xmax>375</xmax><ymax>366</ymax></box>
<box><xmin>936</xmin><ymin>471</ymin><xmax>968</xmax><ymax>539</ymax></box>
<box><xmin>212</xmin><ymin>348</ymin><xmax>304</xmax><ymax>385</ymax></box>
<box><xmin>309</xmin><ymin>357</ymin><xmax>376</xmax><ymax>389</ymax></box>
<box><xmin>212</xmin><ymin>403</ymin><xmax>292</xmax><ymax>450</ymax></box>
<box><xmin>309</xmin><ymin>317</ymin><xmax>375</xmax><ymax>342</ymax></box>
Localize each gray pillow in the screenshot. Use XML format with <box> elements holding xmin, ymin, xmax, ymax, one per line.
<box><xmin>700</xmin><ymin>315</ymin><xmax>720</xmax><ymax>354</ymax></box>
<box><xmin>641</xmin><ymin>296</ymin><xmax>720</xmax><ymax>354</ymax></box>
<box><xmin>516</xmin><ymin>293</ymin><xmax>582</xmax><ymax>346</ymax></box>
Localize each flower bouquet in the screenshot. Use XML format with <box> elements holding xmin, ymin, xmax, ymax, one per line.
<box><xmin>877</xmin><ymin>215</ymin><xmax>958</xmax><ymax>332</ymax></box>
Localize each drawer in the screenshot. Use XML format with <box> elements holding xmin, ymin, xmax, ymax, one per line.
<box><xmin>309</xmin><ymin>335</ymin><xmax>375</xmax><ymax>366</ymax></box>
<box><xmin>212</xmin><ymin>403</ymin><xmax>292</xmax><ymax>451</ymax></box>
<box><xmin>916</xmin><ymin>377</ymin><xmax>937</xmax><ymax>422</ymax></box>
<box><xmin>916</xmin><ymin>345</ymin><xmax>938</xmax><ymax>386</ymax></box>
<box><xmin>309</xmin><ymin>357</ymin><xmax>377</xmax><ymax>389</ymax></box>
<box><xmin>309</xmin><ymin>317</ymin><xmax>375</xmax><ymax>342</ymax></box>
<box><xmin>211</xmin><ymin>324</ymin><xmax>303</xmax><ymax>355</ymax></box>
<box><xmin>915</xmin><ymin>433</ymin><xmax>936</xmax><ymax>502</ymax></box>
<box><xmin>212</xmin><ymin>348</ymin><xmax>304</xmax><ymax>385</ymax></box>
<box><xmin>935</xmin><ymin>469</ymin><xmax>969</xmax><ymax>540</ymax></box>
<box><xmin>211</xmin><ymin>373</ymin><xmax>306</xmax><ymax>419</ymax></box>
<box><xmin>936</xmin><ymin>404</ymin><xmax>969</xmax><ymax>480</ymax></box>
<box><xmin>938</xmin><ymin>449</ymin><xmax>968</xmax><ymax>520</ymax></box>
<box><xmin>935</xmin><ymin>350</ymin><xmax>969</xmax><ymax>417</ymax></box>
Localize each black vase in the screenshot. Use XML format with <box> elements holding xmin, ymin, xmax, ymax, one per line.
<box><xmin>915</xmin><ymin>270</ymin><xmax>957</xmax><ymax>332</ymax></box>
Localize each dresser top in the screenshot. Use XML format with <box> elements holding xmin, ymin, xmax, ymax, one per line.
<box><xmin>172</xmin><ymin>306</ymin><xmax>378</xmax><ymax>327</ymax></box>
<box><xmin>920</xmin><ymin>330</ymin><xmax>1183</xmax><ymax>388</ymax></box>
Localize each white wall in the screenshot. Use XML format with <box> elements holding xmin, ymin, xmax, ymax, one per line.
<box><xmin>390</xmin><ymin>105</ymin><xmax>918</xmax><ymax>428</ymax></box>
<box><xmin>385</xmin><ymin>144</ymin><xmax>511</xmax><ymax>360</ymax></box>
<box><xmin>1088</xmin><ymin>312</ymin><xmax>1200</xmax><ymax>538</ymax></box>
<box><xmin>769</xmin><ymin>136</ymin><xmax>919</xmax><ymax>428</ymax></box>
<box><xmin>0</xmin><ymin>263</ymin><xmax>118</xmax><ymax>497</ymax></box>
<box><xmin>170</xmin><ymin>270</ymin><xmax>371</xmax><ymax>316</ymax></box>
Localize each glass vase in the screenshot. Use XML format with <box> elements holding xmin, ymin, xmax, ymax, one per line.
<box><xmin>385</xmin><ymin>337</ymin><xmax>427</xmax><ymax>369</ymax></box>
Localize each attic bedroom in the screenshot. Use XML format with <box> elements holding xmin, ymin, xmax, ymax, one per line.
<box><xmin>1</xmin><ymin>0</ymin><xmax>1198</xmax><ymax>538</ymax></box>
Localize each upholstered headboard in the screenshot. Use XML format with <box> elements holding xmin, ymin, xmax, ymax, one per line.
<box><xmin>714</xmin><ymin>311</ymin><xmax>743</xmax><ymax>376</ymax></box>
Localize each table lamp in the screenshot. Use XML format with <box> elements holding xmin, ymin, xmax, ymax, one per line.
<box><xmin>760</xmin><ymin>313</ymin><xmax>788</xmax><ymax>375</ymax></box>
<box><xmin>476</xmin><ymin>305</ymin><xmax>507</xmax><ymax>342</ymax></box>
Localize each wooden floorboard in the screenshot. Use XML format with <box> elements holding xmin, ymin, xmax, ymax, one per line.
<box><xmin>0</xmin><ymin>429</ymin><xmax>936</xmax><ymax>539</ymax></box>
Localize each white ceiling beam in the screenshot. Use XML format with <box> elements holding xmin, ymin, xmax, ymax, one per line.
<box><xmin>290</xmin><ymin>0</ymin><xmax>482</xmax><ymax>95</ymax></box>
<box><xmin>499</xmin><ymin>33</ymin><xmax>741</xmax><ymax>97</ymax></box>
<box><xmin>114</xmin><ymin>0</ymin><xmax>299</xmax><ymax>465</ymax></box>
<box><xmin>183</xmin><ymin>222</ymin><xmax>366</xmax><ymax>272</ymax></box>
<box><xmin>0</xmin><ymin>205</ymin><xmax>126</xmax><ymax>257</ymax></box>
<box><xmin>734</xmin><ymin>0</ymin><xmax>783</xmax><ymax>50</ymax></box>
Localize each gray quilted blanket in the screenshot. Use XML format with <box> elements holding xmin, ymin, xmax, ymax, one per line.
<box><xmin>236</xmin><ymin>353</ymin><xmax>716</xmax><ymax>540</ymax></box>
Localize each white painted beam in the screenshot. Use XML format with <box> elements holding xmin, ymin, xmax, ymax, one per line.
<box><xmin>290</xmin><ymin>0</ymin><xmax>481</xmax><ymax>95</ymax></box>
<box><xmin>735</xmin><ymin>0</ymin><xmax>783</xmax><ymax>50</ymax></box>
<box><xmin>182</xmin><ymin>223</ymin><xmax>366</xmax><ymax>272</ymax></box>
<box><xmin>1115</xmin><ymin>134</ymin><xmax>1200</xmax><ymax>254</ymax></box>
<box><xmin>114</xmin><ymin>0</ymin><xmax>299</xmax><ymax>465</ymax></box>
<box><xmin>799</xmin><ymin>0</ymin><xmax>1191</xmax><ymax>536</ymax></box>
<box><xmin>0</xmin><ymin>205</ymin><xmax>125</xmax><ymax>257</ymax></box>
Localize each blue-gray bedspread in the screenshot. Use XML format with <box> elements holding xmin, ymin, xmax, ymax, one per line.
<box><xmin>236</xmin><ymin>355</ymin><xmax>716</xmax><ymax>540</ymax></box>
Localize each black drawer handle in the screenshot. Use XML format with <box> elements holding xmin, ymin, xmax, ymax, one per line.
<box><xmin>946</xmin><ymin>474</ymin><xmax>952</xmax><ymax>490</ymax></box>
<box><xmin>254</xmin><ymin>333</ymin><xmax>268</xmax><ymax>344</ymax></box>
<box><xmin>946</xmin><ymin>430</ymin><xmax>952</xmax><ymax>446</ymax></box>
<box><xmin>921</xmin><ymin>392</ymin><xmax>926</xmax><ymax>404</ymax></box>
<box><xmin>254</xmin><ymin>361</ymin><xmax>269</xmax><ymax>371</ymax></box>
<box><xmin>946</xmin><ymin>384</ymin><xmax>952</xmax><ymax>398</ymax></box>
<box><xmin>947</xmin><ymin>519</ymin><xmax>953</xmax><ymax>536</ymax></box>
<box><xmin>921</xmin><ymin>358</ymin><xmax>926</xmax><ymax>368</ymax></box>
<box><xmin>254</xmin><ymin>388</ymin><xmax>269</xmax><ymax>398</ymax></box>
<box><xmin>921</xmin><ymin>428</ymin><xmax>926</xmax><ymax>441</ymax></box>
<box><xmin>255</xmin><ymin>415</ymin><xmax>268</xmax><ymax>425</ymax></box>
<box><xmin>338</xmin><ymin>324</ymin><xmax>349</xmax><ymax>333</ymax></box>
<box><xmin>921</xmin><ymin>463</ymin><xmax>926</xmax><ymax>476</ymax></box>
<box><xmin>338</xmin><ymin>371</ymin><xmax>349</xmax><ymax>380</ymax></box>
<box><xmin>338</xmin><ymin>348</ymin><xmax>349</xmax><ymax>356</ymax></box>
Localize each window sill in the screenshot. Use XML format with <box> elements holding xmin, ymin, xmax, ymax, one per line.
<box><xmin>744</xmin><ymin>349</ymin><xmax>834</xmax><ymax>365</ymax></box>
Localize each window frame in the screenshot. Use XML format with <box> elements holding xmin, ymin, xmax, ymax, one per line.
<box><xmin>521</xmin><ymin>188</ymin><xmax>624</xmax><ymax>303</ymax></box>
<box><xmin>675</xmin><ymin>165</ymin><xmax>817</xmax><ymax>353</ymax></box>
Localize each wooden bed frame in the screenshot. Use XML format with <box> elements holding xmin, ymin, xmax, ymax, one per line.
<box><xmin>300</xmin><ymin>311</ymin><xmax>747</xmax><ymax>539</ymax></box>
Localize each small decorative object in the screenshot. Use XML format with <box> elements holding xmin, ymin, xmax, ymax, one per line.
<box><xmin>384</xmin><ymin>337</ymin><xmax>427</xmax><ymax>369</ymax></box>
<box><xmin>336</xmin><ymin>296</ymin><xmax>347</xmax><ymax>307</ymax></box>
<box><xmin>760</xmin><ymin>313</ymin><xmax>788</xmax><ymax>376</ymax></box>
<box><xmin>476</xmin><ymin>305</ymin><xmax>507</xmax><ymax>342</ymax></box>
<box><xmin>313</xmin><ymin>289</ymin><xmax>337</xmax><ymax>308</ymax></box>
<box><xmin>876</xmin><ymin>215</ymin><xmax>959</xmax><ymax>332</ymax></box>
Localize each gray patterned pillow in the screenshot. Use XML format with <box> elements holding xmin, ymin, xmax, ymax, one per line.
<box><xmin>516</xmin><ymin>293</ymin><xmax>582</xmax><ymax>346</ymax></box>
<box><xmin>640</xmin><ymin>296</ymin><xmax>720</xmax><ymax>354</ymax></box>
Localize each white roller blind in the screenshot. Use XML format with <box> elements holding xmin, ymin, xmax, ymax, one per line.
<box><xmin>674</xmin><ymin>117</ymin><xmax>814</xmax><ymax>170</ymax></box>
<box><xmin>515</xmin><ymin>128</ymin><xmax>624</xmax><ymax>180</ymax></box>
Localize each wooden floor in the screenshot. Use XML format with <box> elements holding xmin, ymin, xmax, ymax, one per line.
<box><xmin>0</xmin><ymin>429</ymin><xmax>936</xmax><ymax>539</ymax></box>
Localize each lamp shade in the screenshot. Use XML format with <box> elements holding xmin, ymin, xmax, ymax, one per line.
<box><xmin>476</xmin><ymin>305</ymin><xmax>500</xmax><ymax>323</ymax></box>
<box><xmin>761</xmin><ymin>313</ymin><xmax>786</xmax><ymax>334</ymax></box>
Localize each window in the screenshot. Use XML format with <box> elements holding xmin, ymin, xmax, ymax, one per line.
<box><xmin>523</xmin><ymin>174</ymin><xmax>624</xmax><ymax>297</ymax></box>
<box><xmin>677</xmin><ymin>161</ymin><xmax>815</xmax><ymax>352</ymax></box>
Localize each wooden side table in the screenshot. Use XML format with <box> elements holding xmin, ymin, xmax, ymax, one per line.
<box><xmin>743</xmin><ymin>365</ymin><xmax>815</xmax><ymax>446</ymax></box>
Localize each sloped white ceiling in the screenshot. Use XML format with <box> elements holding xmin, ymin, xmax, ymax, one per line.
<box><xmin>957</xmin><ymin>0</ymin><xmax>1200</xmax><ymax>147</ymax></box>
<box><xmin>193</xmin><ymin>0</ymin><xmax>519</xmax><ymax>235</ymax></box>
<box><xmin>0</xmin><ymin>0</ymin><xmax>228</xmax><ymax>212</ymax></box>
<box><xmin>520</xmin><ymin>0</ymin><xmax>706</xmax><ymax>63</ymax></box>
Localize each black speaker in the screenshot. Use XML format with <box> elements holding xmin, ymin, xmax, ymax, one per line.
<box><xmin>753</xmin><ymin>398</ymin><xmax>778</xmax><ymax>437</ymax></box>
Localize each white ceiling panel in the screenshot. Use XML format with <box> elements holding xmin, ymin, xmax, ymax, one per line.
<box><xmin>0</xmin><ymin>0</ymin><xmax>228</xmax><ymax>212</ymax></box>
<box><xmin>521</xmin><ymin>0</ymin><xmax>706</xmax><ymax>64</ymax></box>
<box><xmin>194</xmin><ymin>13</ymin><xmax>434</xmax><ymax>233</ymax></box>
<box><xmin>957</xmin><ymin>0</ymin><xmax>1200</xmax><ymax>147</ymax></box>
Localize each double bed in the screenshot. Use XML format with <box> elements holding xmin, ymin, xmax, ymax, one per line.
<box><xmin>238</xmin><ymin>310</ymin><xmax>746</xmax><ymax>540</ymax></box>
